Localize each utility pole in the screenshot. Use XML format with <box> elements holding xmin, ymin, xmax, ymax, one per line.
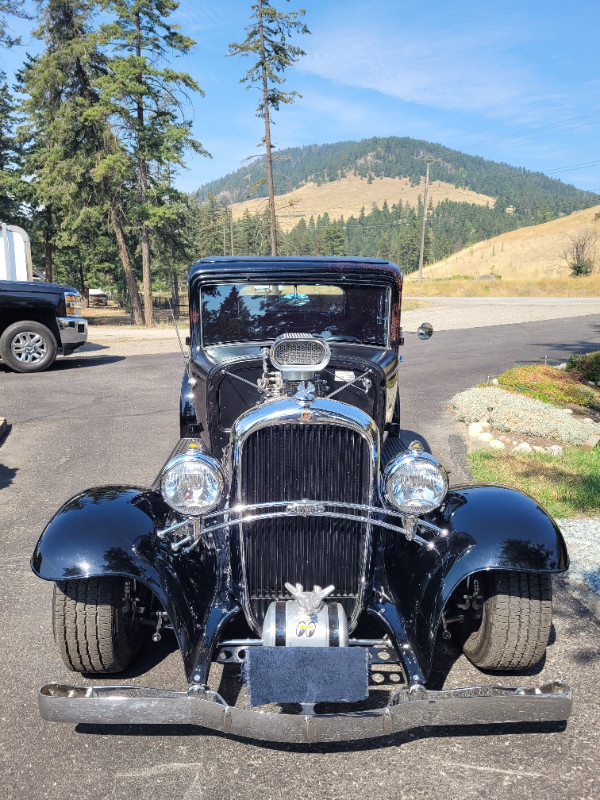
<box><xmin>417</xmin><ymin>156</ymin><xmax>441</xmax><ymax>284</ymax></box>
<box><xmin>229</xmin><ymin>207</ymin><xmax>235</xmax><ymax>256</ymax></box>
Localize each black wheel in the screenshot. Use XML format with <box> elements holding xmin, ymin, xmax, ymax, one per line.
<box><xmin>52</xmin><ymin>577</ymin><xmax>149</xmax><ymax>674</ymax></box>
<box><xmin>461</xmin><ymin>571</ymin><xmax>552</xmax><ymax>671</ymax></box>
<box><xmin>0</xmin><ymin>320</ymin><xmax>57</xmax><ymax>373</ymax></box>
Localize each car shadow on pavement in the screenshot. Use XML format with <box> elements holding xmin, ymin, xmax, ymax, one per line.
<box><xmin>0</xmin><ymin>462</ymin><xmax>17</xmax><ymax>489</ymax></box>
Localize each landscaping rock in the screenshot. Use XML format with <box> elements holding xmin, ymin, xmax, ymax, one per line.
<box><xmin>557</xmin><ymin>362</ymin><xmax>567</xmax><ymax>370</ymax></box>
<box><xmin>451</xmin><ymin>386</ymin><xmax>600</xmax><ymax>445</ymax></box>
<box><xmin>468</xmin><ymin>422</ymin><xmax>483</xmax><ymax>437</ymax></box>
<box><xmin>533</xmin><ymin>446</ymin><xmax>546</xmax><ymax>453</ymax></box>
<box><xmin>547</xmin><ymin>445</ymin><xmax>563</xmax><ymax>456</ymax></box>
<box><xmin>478</xmin><ymin>432</ymin><xmax>494</xmax><ymax>442</ymax></box>
<box><xmin>489</xmin><ymin>439</ymin><xmax>506</xmax><ymax>450</ymax></box>
<box><xmin>563</xmin><ymin>408</ymin><xmax>574</xmax><ymax>415</ymax></box>
<box><xmin>499</xmin><ymin>435</ymin><xmax>512</xmax><ymax>444</ymax></box>
<box><xmin>582</xmin><ymin>434</ymin><xmax>600</xmax><ymax>452</ymax></box>
<box><xmin>513</xmin><ymin>442</ymin><xmax>533</xmax><ymax>453</ymax></box>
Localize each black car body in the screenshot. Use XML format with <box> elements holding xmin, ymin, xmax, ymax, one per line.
<box><xmin>32</xmin><ymin>257</ymin><xmax>572</xmax><ymax>743</ymax></box>
<box><xmin>0</xmin><ymin>280</ymin><xmax>87</xmax><ymax>372</ymax></box>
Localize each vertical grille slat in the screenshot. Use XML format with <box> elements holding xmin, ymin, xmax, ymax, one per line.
<box><xmin>240</xmin><ymin>423</ymin><xmax>371</xmax><ymax>627</ymax></box>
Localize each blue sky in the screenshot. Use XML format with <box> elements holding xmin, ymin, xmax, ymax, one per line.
<box><xmin>2</xmin><ymin>0</ymin><xmax>599</xmax><ymax>196</ymax></box>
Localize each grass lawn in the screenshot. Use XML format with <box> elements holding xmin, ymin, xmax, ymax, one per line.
<box><xmin>468</xmin><ymin>448</ymin><xmax>600</xmax><ymax>517</ymax></box>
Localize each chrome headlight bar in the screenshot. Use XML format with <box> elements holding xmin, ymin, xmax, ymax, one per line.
<box><xmin>157</xmin><ymin>499</ymin><xmax>448</xmax><ymax>554</ymax></box>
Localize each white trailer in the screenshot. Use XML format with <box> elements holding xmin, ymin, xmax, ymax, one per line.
<box><xmin>0</xmin><ymin>223</ymin><xmax>33</xmax><ymax>282</ymax></box>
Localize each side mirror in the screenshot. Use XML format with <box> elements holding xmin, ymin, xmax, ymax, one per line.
<box><xmin>417</xmin><ymin>322</ymin><xmax>434</xmax><ymax>340</ymax></box>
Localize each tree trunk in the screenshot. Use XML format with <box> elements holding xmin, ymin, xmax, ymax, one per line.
<box><xmin>258</xmin><ymin>1</ymin><xmax>278</xmax><ymax>256</ymax></box>
<box><xmin>44</xmin><ymin>206</ymin><xmax>53</xmax><ymax>283</ymax></box>
<box><xmin>109</xmin><ymin>205</ymin><xmax>143</xmax><ymax>325</ymax></box>
<box><xmin>135</xmin><ymin>10</ymin><xmax>153</xmax><ymax>326</ymax></box>
<box><xmin>170</xmin><ymin>269</ymin><xmax>180</xmax><ymax>320</ymax></box>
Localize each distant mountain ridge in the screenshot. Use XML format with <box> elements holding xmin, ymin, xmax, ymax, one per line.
<box><xmin>195</xmin><ymin>136</ymin><xmax>600</xmax><ymax>225</ymax></box>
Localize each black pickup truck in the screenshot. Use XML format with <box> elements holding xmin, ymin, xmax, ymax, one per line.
<box><xmin>0</xmin><ymin>280</ymin><xmax>88</xmax><ymax>372</ymax></box>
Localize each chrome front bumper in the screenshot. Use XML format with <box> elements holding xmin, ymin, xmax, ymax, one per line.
<box><xmin>57</xmin><ymin>316</ymin><xmax>88</xmax><ymax>353</ymax></box>
<box><xmin>39</xmin><ymin>681</ymin><xmax>572</xmax><ymax>743</ymax></box>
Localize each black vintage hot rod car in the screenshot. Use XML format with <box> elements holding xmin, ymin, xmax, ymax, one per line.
<box><xmin>32</xmin><ymin>257</ymin><xmax>572</xmax><ymax>743</ymax></box>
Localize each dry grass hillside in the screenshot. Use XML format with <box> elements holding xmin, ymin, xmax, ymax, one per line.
<box><xmin>230</xmin><ymin>174</ymin><xmax>494</xmax><ymax>231</ymax></box>
<box><xmin>413</xmin><ymin>205</ymin><xmax>600</xmax><ymax>282</ymax></box>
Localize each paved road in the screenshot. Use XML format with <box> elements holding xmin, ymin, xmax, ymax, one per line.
<box><xmin>0</xmin><ymin>315</ymin><xmax>599</xmax><ymax>800</ymax></box>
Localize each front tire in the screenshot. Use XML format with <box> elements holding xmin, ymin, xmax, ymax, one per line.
<box><xmin>52</xmin><ymin>577</ymin><xmax>148</xmax><ymax>674</ymax></box>
<box><xmin>461</xmin><ymin>571</ymin><xmax>552</xmax><ymax>671</ymax></box>
<box><xmin>0</xmin><ymin>320</ymin><xmax>57</xmax><ymax>373</ymax></box>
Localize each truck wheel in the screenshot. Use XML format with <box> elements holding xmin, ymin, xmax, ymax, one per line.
<box><xmin>52</xmin><ymin>577</ymin><xmax>148</xmax><ymax>673</ymax></box>
<box><xmin>461</xmin><ymin>571</ymin><xmax>552</xmax><ymax>671</ymax></box>
<box><xmin>0</xmin><ymin>320</ymin><xmax>57</xmax><ymax>373</ymax></box>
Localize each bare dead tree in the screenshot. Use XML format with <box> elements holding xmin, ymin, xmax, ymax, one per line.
<box><xmin>562</xmin><ymin>226</ymin><xmax>598</xmax><ymax>276</ymax></box>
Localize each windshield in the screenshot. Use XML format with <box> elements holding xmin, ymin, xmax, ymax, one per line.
<box><xmin>200</xmin><ymin>283</ymin><xmax>390</xmax><ymax>347</ymax></box>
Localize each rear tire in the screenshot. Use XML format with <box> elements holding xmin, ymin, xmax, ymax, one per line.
<box><xmin>461</xmin><ymin>571</ymin><xmax>552</xmax><ymax>671</ymax></box>
<box><xmin>52</xmin><ymin>577</ymin><xmax>148</xmax><ymax>673</ymax></box>
<box><xmin>0</xmin><ymin>320</ymin><xmax>57</xmax><ymax>373</ymax></box>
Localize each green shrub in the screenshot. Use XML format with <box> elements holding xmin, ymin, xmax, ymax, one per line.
<box><xmin>566</xmin><ymin>350</ymin><xmax>600</xmax><ymax>384</ymax></box>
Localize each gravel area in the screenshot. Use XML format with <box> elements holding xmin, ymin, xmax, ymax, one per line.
<box><xmin>451</xmin><ymin>386</ymin><xmax>600</xmax><ymax>444</ymax></box>
<box><xmin>402</xmin><ymin>296</ymin><xmax>600</xmax><ymax>331</ymax></box>
<box><xmin>558</xmin><ymin>517</ymin><xmax>600</xmax><ymax>602</ymax></box>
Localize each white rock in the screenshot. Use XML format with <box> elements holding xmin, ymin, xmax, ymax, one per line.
<box><xmin>533</xmin><ymin>446</ymin><xmax>546</xmax><ymax>453</ymax></box>
<box><xmin>562</xmin><ymin>408</ymin><xmax>574</xmax><ymax>415</ymax></box>
<box><xmin>557</xmin><ymin>363</ymin><xmax>567</xmax><ymax>371</ymax></box>
<box><xmin>583</xmin><ymin>417</ymin><xmax>594</xmax><ymax>424</ymax></box>
<box><xmin>588</xmin><ymin>381</ymin><xmax>596</xmax><ymax>386</ymax></box>
<box><xmin>468</xmin><ymin>422</ymin><xmax>484</xmax><ymax>437</ymax></box>
<box><xmin>513</xmin><ymin>442</ymin><xmax>533</xmax><ymax>453</ymax></box>
<box><xmin>478</xmin><ymin>432</ymin><xmax>494</xmax><ymax>442</ymax></box>
<box><xmin>492</xmin><ymin>378</ymin><xmax>499</xmax><ymax>385</ymax></box>
<box><xmin>489</xmin><ymin>439</ymin><xmax>506</xmax><ymax>450</ymax></box>
<box><xmin>479</xmin><ymin>420</ymin><xmax>491</xmax><ymax>431</ymax></box>
<box><xmin>546</xmin><ymin>445</ymin><xmax>563</xmax><ymax>456</ymax></box>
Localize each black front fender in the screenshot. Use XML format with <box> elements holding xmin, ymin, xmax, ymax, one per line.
<box><xmin>31</xmin><ymin>487</ymin><xmax>223</xmax><ymax>680</ymax></box>
<box><xmin>384</xmin><ymin>484</ymin><xmax>569</xmax><ymax>678</ymax></box>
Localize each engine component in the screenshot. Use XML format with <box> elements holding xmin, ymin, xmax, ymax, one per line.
<box><xmin>270</xmin><ymin>333</ymin><xmax>331</xmax><ymax>381</ymax></box>
<box><xmin>262</xmin><ymin>584</ymin><xmax>349</xmax><ymax>647</ymax></box>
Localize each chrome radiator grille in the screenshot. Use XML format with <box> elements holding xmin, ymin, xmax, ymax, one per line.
<box><xmin>240</xmin><ymin>424</ymin><xmax>372</xmax><ymax>627</ymax></box>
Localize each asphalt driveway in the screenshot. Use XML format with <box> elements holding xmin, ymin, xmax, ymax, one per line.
<box><xmin>0</xmin><ymin>314</ymin><xmax>599</xmax><ymax>800</ymax></box>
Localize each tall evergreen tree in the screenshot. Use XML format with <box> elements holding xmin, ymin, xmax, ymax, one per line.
<box><xmin>0</xmin><ymin>0</ymin><xmax>28</xmax><ymax>47</ymax></box>
<box><xmin>0</xmin><ymin>72</ymin><xmax>27</xmax><ymax>225</ymax></box>
<box><xmin>229</xmin><ymin>1</ymin><xmax>309</xmax><ymax>256</ymax></box>
<box><xmin>17</xmin><ymin>0</ymin><xmax>109</xmax><ymax>286</ymax></box>
<box><xmin>97</xmin><ymin>0</ymin><xmax>206</xmax><ymax>324</ymax></box>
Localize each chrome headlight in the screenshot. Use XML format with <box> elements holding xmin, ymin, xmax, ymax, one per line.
<box><xmin>160</xmin><ymin>452</ymin><xmax>224</xmax><ymax>516</ymax></box>
<box><xmin>383</xmin><ymin>451</ymin><xmax>448</xmax><ymax>515</ymax></box>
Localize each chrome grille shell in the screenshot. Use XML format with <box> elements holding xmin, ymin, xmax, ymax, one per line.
<box><xmin>229</xmin><ymin>398</ymin><xmax>379</xmax><ymax>634</ymax></box>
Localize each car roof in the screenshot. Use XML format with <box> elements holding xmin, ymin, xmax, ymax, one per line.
<box><xmin>188</xmin><ymin>256</ymin><xmax>403</xmax><ymax>288</ymax></box>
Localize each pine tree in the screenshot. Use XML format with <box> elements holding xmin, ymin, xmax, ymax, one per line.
<box><xmin>0</xmin><ymin>72</ymin><xmax>27</xmax><ymax>225</ymax></box>
<box><xmin>17</xmin><ymin>1</ymin><xmax>109</xmax><ymax>287</ymax></box>
<box><xmin>96</xmin><ymin>0</ymin><xmax>206</xmax><ymax>324</ymax></box>
<box><xmin>229</xmin><ymin>1</ymin><xmax>309</xmax><ymax>256</ymax></box>
<box><xmin>0</xmin><ymin>0</ymin><xmax>28</xmax><ymax>47</ymax></box>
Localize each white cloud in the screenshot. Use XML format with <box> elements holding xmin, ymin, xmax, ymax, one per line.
<box><xmin>300</xmin><ymin>26</ymin><xmax>539</xmax><ymax>117</ymax></box>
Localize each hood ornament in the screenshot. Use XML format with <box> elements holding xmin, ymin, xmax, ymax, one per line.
<box><xmin>285</xmin><ymin>582</ymin><xmax>335</xmax><ymax>615</ymax></box>
<box><xmin>295</xmin><ymin>381</ymin><xmax>316</xmax><ymax>405</ymax></box>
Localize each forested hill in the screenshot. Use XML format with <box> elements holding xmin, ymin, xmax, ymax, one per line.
<box><xmin>195</xmin><ymin>136</ymin><xmax>599</xmax><ymax>223</ymax></box>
